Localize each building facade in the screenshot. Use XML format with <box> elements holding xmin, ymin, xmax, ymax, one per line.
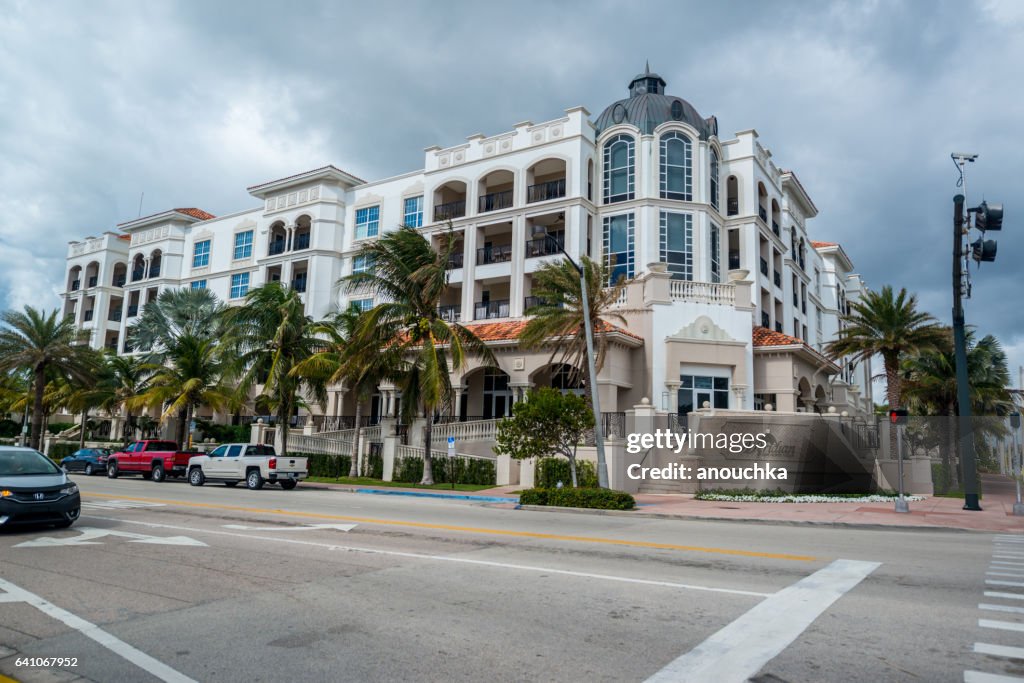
<box><xmin>62</xmin><ymin>68</ymin><xmax>873</xmax><ymax>426</ymax></box>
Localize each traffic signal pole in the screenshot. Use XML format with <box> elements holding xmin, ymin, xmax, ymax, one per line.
<box><xmin>953</xmin><ymin>193</ymin><xmax>983</xmax><ymax>511</ymax></box>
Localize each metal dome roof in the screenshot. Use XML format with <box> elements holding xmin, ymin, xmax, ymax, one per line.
<box><xmin>593</xmin><ymin>66</ymin><xmax>718</xmax><ymax>139</ymax></box>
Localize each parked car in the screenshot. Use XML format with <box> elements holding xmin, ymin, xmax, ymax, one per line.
<box><xmin>60</xmin><ymin>448</ymin><xmax>111</xmax><ymax>476</ymax></box>
<box><xmin>187</xmin><ymin>444</ymin><xmax>308</xmax><ymax>490</ymax></box>
<box><xmin>106</xmin><ymin>440</ymin><xmax>197</xmax><ymax>482</ymax></box>
<box><xmin>0</xmin><ymin>447</ymin><xmax>81</xmax><ymax>529</ymax></box>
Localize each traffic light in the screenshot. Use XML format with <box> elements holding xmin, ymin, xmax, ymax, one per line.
<box><xmin>975</xmin><ymin>201</ymin><xmax>1004</xmax><ymax>231</ymax></box>
<box><xmin>889</xmin><ymin>408</ymin><xmax>909</xmax><ymax>426</ymax></box>
<box><xmin>971</xmin><ymin>238</ymin><xmax>998</xmax><ymax>262</ymax></box>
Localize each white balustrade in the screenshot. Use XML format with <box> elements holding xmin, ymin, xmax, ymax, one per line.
<box><xmin>669</xmin><ymin>280</ymin><xmax>736</xmax><ymax>306</ymax></box>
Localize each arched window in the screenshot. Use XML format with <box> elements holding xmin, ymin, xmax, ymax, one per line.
<box><xmin>603</xmin><ymin>134</ymin><xmax>634</xmax><ymax>203</ymax></box>
<box><xmin>709</xmin><ymin>149</ymin><xmax>720</xmax><ymax>211</ymax></box>
<box><xmin>659</xmin><ymin>132</ymin><xmax>692</xmax><ymax>201</ymax></box>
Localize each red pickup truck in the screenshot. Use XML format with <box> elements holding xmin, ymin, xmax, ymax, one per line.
<box><xmin>106</xmin><ymin>440</ymin><xmax>196</xmax><ymax>482</ymax></box>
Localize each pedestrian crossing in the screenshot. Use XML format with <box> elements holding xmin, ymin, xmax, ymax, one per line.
<box><xmin>966</xmin><ymin>535</ymin><xmax>1024</xmax><ymax>682</ymax></box>
<box><xmin>80</xmin><ymin>499</ymin><xmax>166</xmax><ymax>511</ymax></box>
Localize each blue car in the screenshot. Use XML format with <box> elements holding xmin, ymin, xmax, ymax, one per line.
<box><xmin>60</xmin><ymin>448</ymin><xmax>111</xmax><ymax>476</ymax></box>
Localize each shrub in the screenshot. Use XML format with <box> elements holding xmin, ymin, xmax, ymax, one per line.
<box><xmin>48</xmin><ymin>442</ymin><xmax>79</xmax><ymax>462</ymax></box>
<box><xmin>518</xmin><ymin>487</ymin><xmax>635</xmax><ymax>510</ymax></box>
<box><xmin>301</xmin><ymin>452</ymin><xmax>352</xmax><ymax>478</ymax></box>
<box><xmin>392</xmin><ymin>454</ymin><xmax>496</xmax><ymax>485</ymax></box>
<box><xmin>363</xmin><ymin>449</ymin><xmax>384</xmax><ymax>479</ymax></box>
<box><xmin>535</xmin><ymin>457</ymin><xmax>598</xmax><ymax>489</ymax></box>
<box><xmin>195</xmin><ymin>420</ymin><xmax>250</xmax><ymax>444</ymax></box>
<box><xmin>0</xmin><ymin>419</ymin><xmax>20</xmax><ymax>438</ymax></box>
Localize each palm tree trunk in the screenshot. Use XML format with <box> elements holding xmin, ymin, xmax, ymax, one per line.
<box><xmin>349</xmin><ymin>401</ymin><xmax>362</xmax><ymax>478</ymax></box>
<box><xmin>279</xmin><ymin>401</ymin><xmax>290</xmax><ymax>457</ymax></box>
<box><xmin>885</xmin><ymin>358</ymin><xmax>900</xmax><ymax>463</ymax></box>
<box><xmin>30</xmin><ymin>366</ymin><xmax>45</xmax><ymax>451</ymax></box>
<box><xmin>421</xmin><ymin>406</ymin><xmax>434</xmax><ymax>485</ymax></box>
<box><xmin>79</xmin><ymin>409</ymin><xmax>88</xmax><ymax>449</ymax></box>
<box><xmin>185</xmin><ymin>404</ymin><xmax>194</xmax><ymax>450</ymax></box>
<box><xmin>175</xmin><ymin>408</ymin><xmax>187</xmax><ymax>448</ymax></box>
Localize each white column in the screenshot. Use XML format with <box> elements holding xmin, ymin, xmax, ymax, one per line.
<box><xmin>461</xmin><ymin>226</ymin><xmax>478</xmax><ymax>322</ymax></box>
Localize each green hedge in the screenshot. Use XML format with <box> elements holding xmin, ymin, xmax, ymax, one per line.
<box><xmin>48</xmin><ymin>442</ymin><xmax>79</xmax><ymax>462</ymax></box>
<box><xmin>363</xmin><ymin>449</ymin><xmax>384</xmax><ymax>479</ymax></box>
<box><xmin>196</xmin><ymin>421</ymin><xmax>251</xmax><ymax>444</ymax></box>
<box><xmin>535</xmin><ymin>457</ymin><xmax>598</xmax><ymax>489</ymax></box>
<box><xmin>300</xmin><ymin>452</ymin><xmax>353</xmax><ymax>478</ymax></box>
<box><xmin>393</xmin><ymin>454</ymin><xmax>496</xmax><ymax>486</ymax></box>
<box><xmin>518</xmin><ymin>487</ymin><xmax>635</xmax><ymax>510</ymax></box>
<box><xmin>0</xmin><ymin>419</ymin><xmax>20</xmax><ymax>438</ymax></box>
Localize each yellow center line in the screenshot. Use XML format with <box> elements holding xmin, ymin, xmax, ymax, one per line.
<box><xmin>83</xmin><ymin>492</ymin><xmax>818</xmax><ymax>562</ymax></box>
<box><xmin>0</xmin><ymin>675</ymin><xmax>20</xmax><ymax>683</ymax></box>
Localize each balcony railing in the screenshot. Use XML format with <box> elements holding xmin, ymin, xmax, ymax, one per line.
<box><xmin>127</xmin><ymin>305</ymin><xmax>139</xmax><ymax>318</ymax></box>
<box><xmin>294</xmin><ymin>233</ymin><xmax>310</xmax><ymax>250</ymax></box>
<box><xmin>446</xmin><ymin>252</ymin><xmax>464</xmax><ymax>270</ymax></box>
<box><xmin>83</xmin><ymin>310</ymin><xmax>94</xmax><ymax>322</ymax></box>
<box><xmin>268</xmin><ymin>241</ymin><xmax>286</xmax><ymax>256</ymax></box>
<box><xmin>523</xmin><ymin>296</ymin><xmax>548</xmax><ymax>311</ymax></box>
<box><xmin>474</xmin><ymin>299</ymin><xmax>509</xmax><ymax>320</ymax></box>
<box><xmin>131</xmin><ymin>269</ymin><xmax>144</xmax><ymax>282</ymax></box>
<box><xmin>478</xmin><ymin>190</ymin><xmax>513</xmax><ymax>213</ymax></box>
<box><xmin>434</xmin><ymin>199</ymin><xmax>466</xmax><ymax>221</ymax></box>
<box><xmin>87</xmin><ymin>276</ymin><xmax>98</xmax><ymax>288</ymax></box>
<box><xmin>774</xmin><ymin>322</ymin><xmax>784</xmax><ymax>333</ymax></box>
<box><xmin>149</xmin><ymin>265</ymin><xmax>161</xmax><ymax>278</ymax></box>
<box><xmin>802</xmin><ymin>301</ymin><xmax>807</xmax><ymax>314</ymax></box>
<box><xmin>772</xmin><ymin>220</ymin><xmax>780</xmax><ymax>237</ymax></box>
<box><xmin>758</xmin><ymin>205</ymin><xmax>768</xmax><ymax>222</ymax></box>
<box><xmin>70</xmin><ymin>279</ymin><xmax>81</xmax><ymax>291</ymax></box>
<box><xmin>109</xmin><ymin>310</ymin><xmax>122</xmax><ymax>322</ymax></box>
<box><xmin>759</xmin><ymin>257</ymin><xmax>769</xmax><ymax>276</ymax></box>
<box><xmin>291</xmin><ymin>278</ymin><xmax>307</xmax><ymax>293</ymax></box>
<box><xmin>438</xmin><ymin>305</ymin><xmax>460</xmax><ymax>322</ymax></box>
<box><xmin>113</xmin><ymin>275</ymin><xmax>126</xmax><ymax>287</ymax></box>
<box><xmin>773</xmin><ymin>271</ymin><xmax>781</xmax><ymax>288</ymax></box>
<box><xmin>669</xmin><ymin>281</ymin><xmax>736</xmax><ymax>306</ymax></box>
<box><xmin>727</xmin><ymin>198</ymin><xmax>739</xmax><ymax>216</ymax></box>
<box><xmin>527</xmin><ymin>179</ymin><xmax>566</xmax><ymax>203</ymax></box>
<box><xmin>761</xmin><ymin>311</ymin><xmax>770</xmax><ymax>328</ymax></box>
<box><xmin>477</xmin><ymin>244</ymin><xmax>512</xmax><ymax>265</ymax></box>
<box><xmin>728</xmin><ymin>252</ymin><xmax>741</xmax><ymax>270</ymax></box>
<box><xmin>525</xmin><ymin>235</ymin><xmax>564</xmax><ymax>258</ymax></box>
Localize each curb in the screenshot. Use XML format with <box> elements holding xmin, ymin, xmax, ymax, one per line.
<box><xmin>512</xmin><ymin>503</ymin><xmax>1018</xmax><ymax>534</ymax></box>
<box><xmin>353</xmin><ymin>488</ymin><xmax>518</xmax><ymax>504</ymax></box>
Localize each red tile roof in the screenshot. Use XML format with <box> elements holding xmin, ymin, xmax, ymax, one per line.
<box><xmin>811</xmin><ymin>241</ymin><xmax>837</xmax><ymax>249</ymax></box>
<box><xmin>174</xmin><ymin>208</ymin><xmax>216</xmax><ymax>221</ymax></box>
<box><xmin>462</xmin><ymin>319</ymin><xmax>643</xmax><ymax>343</ymax></box>
<box><xmin>752</xmin><ymin>326</ymin><xmax>805</xmax><ymax>347</ymax></box>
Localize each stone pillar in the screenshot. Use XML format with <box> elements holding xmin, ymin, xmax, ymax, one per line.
<box><xmin>496</xmin><ymin>454</ymin><xmax>520</xmax><ymax>486</ymax></box>
<box><xmin>520</xmin><ymin>457</ymin><xmax>536</xmax><ymax>488</ymax></box>
<box><xmin>461</xmin><ymin>226</ymin><xmax>478</xmax><ymax>323</ymax></box>
<box><xmin>381</xmin><ymin>434</ymin><xmax>398</xmax><ymax>481</ymax></box>
<box><xmin>249</xmin><ymin>419</ymin><xmax>266</xmax><ymax>445</ymax></box>
<box><xmin>643</xmin><ymin>264</ymin><xmax>672</xmax><ymax>306</ymax></box>
<box><xmin>509</xmin><ymin>215</ymin><xmax>526</xmax><ymax>317</ymax></box>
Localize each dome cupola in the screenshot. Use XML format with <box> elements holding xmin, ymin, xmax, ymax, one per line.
<box><xmin>594</xmin><ymin>64</ymin><xmax>718</xmax><ymax>139</ymax></box>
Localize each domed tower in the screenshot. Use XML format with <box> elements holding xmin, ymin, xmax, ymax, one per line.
<box><xmin>593</xmin><ymin>63</ymin><xmax>718</xmax><ymax>138</ymax></box>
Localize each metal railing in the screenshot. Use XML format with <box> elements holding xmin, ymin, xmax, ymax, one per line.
<box><xmin>70</xmin><ymin>279</ymin><xmax>81</xmax><ymax>291</ymax></box>
<box><xmin>525</xmin><ymin>235</ymin><xmax>564</xmax><ymax>258</ymax></box>
<box><xmin>291</xmin><ymin>278</ymin><xmax>307</xmax><ymax>293</ymax></box>
<box><xmin>293</xmin><ymin>233</ymin><xmax>310</xmax><ymax>250</ymax></box>
<box><xmin>772</xmin><ymin>220</ymin><xmax>780</xmax><ymax>237</ymax></box>
<box><xmin>477</xmin><ymin>244</ymin><xmax>512</xmax><ymax>265</ymax></box>
<box><xmin>108</xmin><ymin>310</ymin><xmax>122</xmax><ymax>322</ymax></box>
<box><xmin>113</xmin><ymin>275</ymin><xmax>126</xmax><ymax>287</ymax></box>
<box><xmin>87</xmin><ymin>276</ymin><xmax>98</xmax><ymax>288</ymax></box>
<box><xmin>127</xmin><ymin>305</ymin><xmax>139</xmax><ymax>318</ymax></box>
<box><xmin>727</xmin><ymin>199</ymin><xmax>739</xmax><ymax>216</ymax></box>
<box><xmin>728</xmin><ymin>253</ymin><xmax>741</xmax><ymax>270</ymax></box>
<box><xmin>758</xmin><ymin>205</ymin><xmax>768</xmax><ymax>222</ymax></box>
<box><xmin>438</xmin><ymin>305</ymin><xmax>460</xmax><ymax>322</ymax></box>
<box><xmin>774</xmin><ymin>322</ymin><xmax>783</xmax><ymax>333</ymax></box>
<box><xmin>761</xmin><ymin>311</ymin><xmax>770</xmax><ymax>328</ymax></box>
<box><xmin>523</xmin><ymin>295</ymin><xmax>548</xmax><ymax>311</ymax></box>
<box><xmin>527</xmin><ymin>179</ymin><xmax>566</xmax><ymax>203</ymax></box>
<box><xmin>131</xmin><ymin>269</ymin><xmax>144</xmax><ymax>282</ymax></box>
<box><xmin>434</xmin><ymin>200</ymin><xmax>466</xmax><ymax>221</ymax></box>
<box><xmin>149</xmin><ymin>265</ymin><xmax>161</xmax><ymax>278</ymax></box>
<box><xmin>474</xmin><ymin>299</ymin><xmax>509</xmax><ymax>319</ymax></box>
<box><xmin>83</xmin><ymin>310</ymin><xmax>94</xmax><ymax>322</ymax></box>
<box><xmin>773</xmin><ymin>271</ymin><xmax>781</xmax><ymax>288</ymax></box>
<box><xmin>583</xmin><ymin>412</ymin><xmax>626</xmax><ymax>446</ymax></box>
<box><xmin>478</xmin><ymin>190</ymin><xmax>513</xmax><ymax>213</ymax></box>
<box><xmin>268</xmin><ymin>241</ymin><xmax>286</xmax><ymax>256</ymax></box>
<box><xmin>759</xmin><ymin>258</ymin><xmax>769</xmax><ymax>276</ymax></box>
<box><xmin>446</xmin><ymin>252</ymin><xmax>464</xmax><ymax>270</ymax></box>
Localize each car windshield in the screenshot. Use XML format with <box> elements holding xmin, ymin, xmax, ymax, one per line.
<box><xmin>0</xmin><ymin>449</ymin><xmax>62</xmax><ymax>476</ymax></box>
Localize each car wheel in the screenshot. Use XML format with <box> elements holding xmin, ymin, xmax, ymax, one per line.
<box><xmin>188</xmin><ymin>468</ymin><xmax>205</xmax><ymax>486</ymax></box>
<box><xmin>224</xmin><ymin>481</ymin><xmax>238</xmax><ymax>488</ymax></box>
<box><xmin>279</xmin><ymin>480</ymin><xmax>297</xmax><ymax>490</ymax></box>
<box><xmin>151</xmin><ymin>464</ymin><xmax>166</xmax><ymax>483</ymax></box>
<box><xmin>246</xmin><ymin>470</ymin><xmax>264</xmax><ymax>490</ymax></box>
<box><xmin>84</xmin><ymin>464</ymin><xmax>94</xmax><ymax>476</ymax></box>
<box><xmin>107</xmin><ymin>461</ymin><xmax>119</xmax><ymax>478</ymax></box>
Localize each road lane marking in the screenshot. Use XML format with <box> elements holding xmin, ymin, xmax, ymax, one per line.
<box><xmin>82</xmin><ymin>493</ymin><xmax>817</xmax><ymax>562</ymax></box>
<box><xmin>987</xmin><ymin>580</ymin><xmax>1024</xmax><ymax>588</ymax></box>
<box><xmin>991</xmin><ymin>561</ymin><xmax>1024</xmax><ymax>566</ymax></box>
<box><xmin>81</xmin><ymin>500</ymin><xmax>166</xmax><ymax>510</ymax></box>
<box><xmin>980</xmin><ymin>603</ymin><xmax>1024</xmax><ymax>615</ymax></box>
<box><xmin>988</xmin><ymin>572</ymin><xmax>1024</xmax><ymax>578</ymax></box>
<box><xmin>222</xmin><ymin>523</ymin><xmax>357</xmax><ymax>532</ymax></box>
<box><xmin>87</xmin><ymin>516</ymin><xmax>773</xmax><ymax>598</ymax></box>
<box><xmin>974</xmin><ymin>643</ymin><xmax>1024</xmax><ymax>660</ymax></box>
<box><xmin>985</xmin><ymin>592</ymin><xmax>1024</xmax><ymax>601</ymax></box>
<box><xmin>13</xmin><ymin>527</ymin><xmax>206</xmax><ymax>548</ymax></box>
<box><xmin>644</xmin><ymin>559</ymin><xmax>880</xmax><ymax>683</ymax></box>
<box><xmin>980</xmin><ymin>619</ymin><xmax>1024</xmax><ymax>633</ymax></box>
<box><xmin>965</xmin><ymin>672</ymin><xmax>1024</xmax><ymax>682</ymax></box>
<box><xmin>0</xmin><ymin>578</ymin><xmax>196</xmax><ymax>683</ymax></box>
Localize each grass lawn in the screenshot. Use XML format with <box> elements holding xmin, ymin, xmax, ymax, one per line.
<box><xmin>305</xmin><ymin>476</ymin><xmax>497</xmax><ymax>492</ymax></box>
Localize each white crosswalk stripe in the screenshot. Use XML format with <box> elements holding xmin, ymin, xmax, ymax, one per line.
<box><xmin>81</xmin><ymin>500</ymin><xmax>167</xmax><ymax>511</ymax></box>
<box><xmin>964</xmin><ymin>539</ymin><xmax>1024</xmax><ymax>682</ymax></box>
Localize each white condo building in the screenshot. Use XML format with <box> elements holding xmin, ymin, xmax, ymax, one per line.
<box><xmin>62</xmin><ymin>67</ymin><xmax>874</xmax><ymax>431</ymax></box>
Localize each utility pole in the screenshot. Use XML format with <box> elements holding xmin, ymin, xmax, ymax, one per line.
<box><xmin>953</xmin><ymin>192</ymin><xmax>982</xmax><ymax>510</ymax></box>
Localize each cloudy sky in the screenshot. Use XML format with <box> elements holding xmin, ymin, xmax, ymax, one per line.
<box><xmin>1</xmin><ymin>0</ymin><xmax>1022</xmax><ymax>387</ymax></box>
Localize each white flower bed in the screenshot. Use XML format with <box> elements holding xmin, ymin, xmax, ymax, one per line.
<box><xmin>696</xmin><ymin>493</ymin><xmax>926</xmax><ymax>503</ymax></box>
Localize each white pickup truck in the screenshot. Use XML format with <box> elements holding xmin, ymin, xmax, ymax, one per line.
<box><xmin>187</xmin><ymin>444</ymin><xmax>308</xmax><ymax>490</ymax></box>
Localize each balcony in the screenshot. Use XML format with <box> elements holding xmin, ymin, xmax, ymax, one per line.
<box><xmin>434</xmin><ymin>200</ymin><xmax>466</xmax><ymax>221</ymax></box>
<box><xmin>446</xmin><ymin>252</ymin><xmax>464</xmax><ymax>270</ymax></box>
<box><xmin>527</xmin><ymin>179</ymin><xmax>566</xmax><ymax>203</ymax></box>
<box><xmin>474</xmin><ymin>299</ymin><xmax>509</xmax><ymax>320</ymax></box>
<box><xmin>294</xmin><ymin>233</ymin><xmax>310</xmax><ymax>251</ymax></box>
<box><xmin>149</xmin><ymin>265</ymin><xmax>161</xmax><ymax>278</ymax></box>
<box><xmin>127</xmin><ymin>305</ymin><xmax>139</xmax><ymax>318</ymax></box>
<box><xmin>109</xmin><ymin>310</ymin><xmax>122</xmax><ymax>322</ymax></box>
<box><xmin>477</xmin><ymin>244</ymin><xmax>513</xmax><ymax>265</ymax></box>
<box><xmin>70</xmin><ymin>279</ymin><xmax>81</xmax><ymax>291</ymax></box>
<box><xmin>772</xmin><ymin>220</ymin><xmax>780</xmax><ymax>238</ymax></box>
<box><xmin>758</xmin><ymin>206</ymin><xmax>768</xmax><ymax>222</ymax></box>
<box><xmin>438</xmin><ymin>305</ymin><xmax>460</xmax><ymax>322</ymax></box>
<box><xmin>87</xmin><ymin>276</ymin><xmax>98</xmax><ymax>288</ymax></box>
<box><xmin>478</xmin><ymin>190</ymin><xmax>513</xmax><ymax>213</ymax></box>
<box><xmin>523</xmin><ymin>296</ymin><xmax>550</xmax><ymax>311</ymax></box>
<box><xmin>759</xmin><ymin>257</ymin><xmax>769</xmax><ymax>277</ymax></box>
<box><xmin>525</xmin><ymin>235</ymin><xmax>564</xmax><ymax>258</ymax></box>
<box><xmin>83</xmin><ymin>310</ymin><xmax>94</xmax><ymax>322</ymax></box>
<box><xmin>291</xmin><ymin>278</ymin><xmax>307</xmax><ymax>293</ymax></box>
<box><xmin>728</xmin><ymin>252</ymin><xmax>741</xmax><ymax>270</ymax></box>
<box><xmin>113</xmin><ymin>275</ymin><xmax>126</xmax><ymax>287</ymax></box>
<box><xmin>727</xmin><ymin>199</ymin><xmax>739</xmax><ymax>216</ymax></box>
<box><xmin>268</xmin><ymin>241</ymin><xmax>286</xmax><ymax>256</ymax></box>
<box><xmin>773</xmin><ymin>271</ymin><xmax>781</xmax><ymax>288</ymax></box>
<box><xmin>131</xmin><ymin>269</ymin><xmax>144</xmax><ymax>282</ymax></box>
<box><xmin>761</xmin><ymin>311</ymin><xmax>770</xmax><ymax>328</ymax></box>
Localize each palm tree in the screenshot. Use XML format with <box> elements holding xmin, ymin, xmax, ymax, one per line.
<box><xmin>519</xmin><ymin>255</ymin><xmax>629</xmax><ymax>384</ymax></box>
<box><xmin>825</xmin><ymin>285</ymin><xmax>946</xmax><ymax>459</ymax></box>
<box><xmin>0</xmin><ymin>307</ymin><xmax>96</xmax><ymax>449</ymax></box>
<box><xmin>96</xmin><ymin>353</ymin><xmax>154</xmax><ymax>442</ymax></box>
<box><xmin>292</xmin><ymin>305</ymin><xmax>403</xmax><ymax>477</ymax></box>
<box><xmin>226</xmin><ymin>283</ymin><xmax>324</xmax><ymax>457</ymax></box>
<box><xmin>129</xmin><ymin>335</ymin><xmax>237</xmax><ymax>448</ymax></box>
<box><xmin>343</xmin><ymin>226</ymin><xmax>495</xmax><ymax>485</ymax></box>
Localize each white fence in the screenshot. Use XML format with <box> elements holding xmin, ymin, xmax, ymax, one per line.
<box><xmin>669</xmin><ymin>280</ymin><xmax>736</xmax><ymax>306</ymax></box>
<box><xmin>395</xmin><ymin>444</ymin><xmax>495</xmax><ymax>462</ymax></box>
<box><xmin>433</xmin><ymin>419</ymin><xmax>498</xmax><ymax>443</ymax></box>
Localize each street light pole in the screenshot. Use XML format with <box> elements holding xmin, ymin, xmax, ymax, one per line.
<box><xmin>1011</xmin><ymin>413</ymin><xmax>1024</xmax><ymax>516</ymax></box>
<box><xmin>534</xmin><ymin>226</ymin><xmax>609</xmax><ymax>489</ymax></box>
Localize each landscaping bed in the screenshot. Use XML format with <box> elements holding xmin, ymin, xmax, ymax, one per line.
<box><xmin>695</xmin><ymin>488</ymin><xmax>925</xmax><ymax>503</ymax></box>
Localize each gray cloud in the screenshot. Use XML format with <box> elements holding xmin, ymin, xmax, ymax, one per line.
<box><xmin>2</xmin><ymin>0</ymin><xmax>1021</xmax><ymax>387</ymax></box>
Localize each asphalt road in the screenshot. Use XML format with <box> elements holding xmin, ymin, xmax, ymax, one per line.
<box><xmin>0</xmin><ymin>475</ymin><xmax>1021</xmax><ymax>683</ymax></box>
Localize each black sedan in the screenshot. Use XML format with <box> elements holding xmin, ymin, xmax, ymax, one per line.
<box><xmin>60</xmin><ymin>448</ymin><xmax>111</xmax><ymax>476</ymax></box>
